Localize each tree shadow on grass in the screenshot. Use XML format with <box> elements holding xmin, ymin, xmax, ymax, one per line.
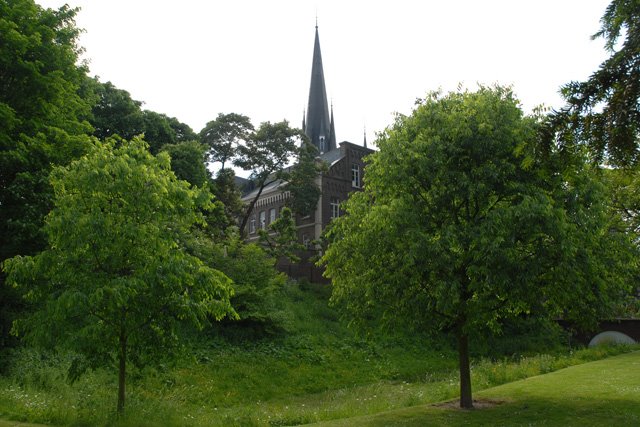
<box><xmin>340</xmin><ymin>396</ymin><xmax>640</xmax><ymax>427</ymax></box>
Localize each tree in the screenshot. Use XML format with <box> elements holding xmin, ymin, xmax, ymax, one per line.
<box><xmin>0</xmin><ymin>0</ymin><xmax>94</xmax><ymax>347</ymax></box>
<box><xmin>199</xmin><ymin>112</ymin><xmax>254</xmax><ymax>171</ymax></box>
<box><xmin>284</xmin><ymin>140</ymin><xmax>325</xmax><ymax>217</ymax></box>
<box><xmin>556</xmin><ymin>0</ymin><xmax>640</xmax><ymax>165</ymax></box>
<box><xmin>188</xmin><ymin>232</ymin><xmax>290</xmax><ymax>335</ymax></box>
<box><xmin>3</xmin><ymin>138</ymin><xmax>236</xmax><ymax>414</ymax></box>
<box><xmin>259</xmin><ymin>207</ymin><xmax>305</xmax><ymax>262</ymax></box>
<box><xmin>234</xmin><ymin>120</ymin><xmax>302</xmax><ymax>236</ymax></box>
<box><xmin>90</xmin><ymin>80</ymin><xmax>196</xmax><ymax>154</ymax></box>
<box><xmin>211</xmin><ymin>168</ymin><xmax>245</xmax><ymax>231</ymax></box>
<box><xmin>90</xmin><ymin>80</ymin><xmax>144</xmax><ymax>141</ymax></box>
<box><xmin>161</xmin><ymin>140</ymin><xmax>210</xmax><ymax>187</ymax></box>
<box><xmin>320</xmin><ymin>87</ymin><xmax>634</xmax><ymax>408</ymax></box>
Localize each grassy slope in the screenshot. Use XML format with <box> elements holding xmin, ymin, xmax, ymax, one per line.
<box><xmin>0</xmin><ymin>282</ymin><xmax>637</xmax><ymax>426</ymax></box>
<box><xmin>315</xmin><ymin>351</ymin><xmax>640</xmax><ymax>427</ymax></box>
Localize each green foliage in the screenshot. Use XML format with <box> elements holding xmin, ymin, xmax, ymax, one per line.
<box><xmin>199</xmin><ymin>112</ymin><xmax>254</xmax><ymax>171</ymax></box>
<box><xmin>259</xmin><ymin>207</ymin><xmax>305</xmax><ymax>263</ymax></box>
<box><xmin>321</xmin><ymin>86</ymin><xmax>635</xmax><ymax>408</ymax></box>
<box><xmin>0</xmin><ymin>281</ymin><xmax>634</xmax><ymax>426</ymax></box>
<box><xmin>90</xmin><ymin>79</ymin><xmax>196</xmax><ymax>154</ymax></box>
<box><xmin>2</xmin><ymin>137</ymin><xmax>236</xmax><ymax>413</ymax></box>
<box><xmin>211</xmin><ymin>168</ymin><xmax>245</xmax><ymax>230</ymax></box>
<box><xmin>555</xmin><ymin>0</ymin><xmax>640</xmax><ymax>165</ymax></box>
<box><xmin>161</xmin><ymin>140</ymin><xmax>210</xmax><ymax>188</ymax></box>
<box><xmin>285</xmin><ymin>140</ymin><xmax>324</xmax><ymax>216</ymax></box>
<box><xmin>0</xmin><ymin>0</ymin><xmax>94</xmax><ymax>349</ymax></box>
<box><xmin>234</xmin><ymin>120</ymin><xmax>303</xmax><ymax>236</ymax></box>
<box><xmin>90</xmin><ymin>80</ymin><xmax>144</xmax><ymax>141</ymax></box>
<box><xmin>190</xmin><ymin>234</ymin><xmax>291</xmax><ymax>335</ymax></box>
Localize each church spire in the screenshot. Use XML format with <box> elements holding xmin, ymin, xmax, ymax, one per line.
<box><xmin>363</xmin><ymin>125</ymin><xmax>367</xmax><ymax>148</ymax></box>
<box><xmin>305</xmin><ymin>24</ymin><xmax>333</xmax><ymax>153</ymax></box>
<box><xmin>328</xmin><ymin>102</ymin><xmax>336</xmax><ymax>150</ymax></box>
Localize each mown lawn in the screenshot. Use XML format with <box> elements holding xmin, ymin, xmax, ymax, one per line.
<box><xmin>315</xmin><ymin>350</ymin><xmax>640</xmax><ymax>426</ymax></box>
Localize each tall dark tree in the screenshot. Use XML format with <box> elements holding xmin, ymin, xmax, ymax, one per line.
<box><xmin>234</xmin><ymin>121</ymin><xmax>301</xmax><ymax>236</ymax></box>
<box><xmin>90</xmin><ymin>80</ymin><xmax>196</xmax><ymax>154</ymax></box>
<box><xmin>0</xmin><ymin>0</ymin><xmax>94</xmax><ymax>347</ymax></box>
<box><xmin>321</xmin><ymin>87</ymin><xmax>635</xmax><ymax>408</ymax></box>
<box><xmin>557</xmin><ymin>0</ymin><xmax>640</xmax><ymax>165</ymax></box>
<box><xmin>284</xmin><ymin>140</ymin><xmax>325</xmax><ymax>217</ymax></box>
<box><xmin>161</xmin><ymin>140</ymin><xmax>210</xmax><ymax>187</ymax></box>
<box><xmin>211</xmin><ymin>168</ymin><xmax>245</xmax><ymax>231</ymax></box>
<box><xmin>199</xmin><ymin>113</ymin><xmax>254</xmax><ymax>171</ymax></box>
<box><xmin>90</xmin><ymin>80</ymin><xmax>144</xmax><ymax>141</ymax></box>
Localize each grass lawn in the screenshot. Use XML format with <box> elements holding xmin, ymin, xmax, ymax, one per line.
<box><xmin>315</xmin><ymin>350</ymin><xmax>640</xmax><ymax>426</ymax></box>
<box><xmin>0</xmin><ymin>283</ymin><xmax>636</xmax><ymax>426</ymax></box>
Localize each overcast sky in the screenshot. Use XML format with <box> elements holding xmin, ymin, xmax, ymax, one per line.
<box><xmin>37</xmin><ymin>0</ymin><xmax>611</xmax><ymax>147</ymax></box>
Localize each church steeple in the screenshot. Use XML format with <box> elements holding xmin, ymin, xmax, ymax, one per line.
<box><xmin>328</xmin><ymin>102</ymin><xmax>336</xmax><ymax>150</ymax></box>
<box><xmin>305</xmin><ymin>24</ymin><xmax>334</xmax><ymax>154</ymax></box>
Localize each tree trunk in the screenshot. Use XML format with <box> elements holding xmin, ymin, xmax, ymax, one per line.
<box><xmin>239</xmin><ymin>179</ymin><xmax>269</xmax><ymax>237</ymax></box>
<box><xmin>117</xmin><ymin>329</ymin><xmax>127</xmax><ymax>415</ymax></box>
<box><xmin>457</xmin><ymin>332</ymin><xmax>474</xmax><ymax>409</ymax></box>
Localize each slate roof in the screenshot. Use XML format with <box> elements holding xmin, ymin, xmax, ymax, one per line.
<box><xmin>304</xmin><ymin>26</ymin><xmax>334</xmax><ymax>153</ymax></box>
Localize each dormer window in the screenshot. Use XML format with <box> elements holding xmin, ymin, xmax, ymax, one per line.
<box><xmin>319</xmin><ymin>136</ymin><xmax>326</xmax><ymax>153</ymax></box>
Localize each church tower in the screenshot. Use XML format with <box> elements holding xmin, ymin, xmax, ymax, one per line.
<box><xmin>304</xmin><ymin>24</ymin><xmax>335</xmax><ymax>154</ymax></box>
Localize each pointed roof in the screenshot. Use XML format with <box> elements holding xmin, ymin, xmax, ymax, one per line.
<box><xmin>305</xmin><ymin>25</ymin><xmax>334</xmax><ymax>153</ymax></box>
<box><xmin>328</xmin><ymin>102</ymin><xmax>336</xmax><ymax>150</ymax></box>
<box><xmin>363</xmin><ymin>126</ymin><xmax>367</xmax><ymax>148</ymax></box>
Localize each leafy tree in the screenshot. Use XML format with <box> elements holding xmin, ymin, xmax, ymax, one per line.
<box><xmin>3</xmin><ymin>138</ymin><xmax>236</xmax><ymax>414</ymax></box>
<box><xmin>320</xmin><ymin>87</ymin><xmax>634</xmax><ymax>408</ymax></box>
<box><xmin>259</xmin><ymin>207</ymin><xmax>305</xmax><ymax>262</ymax></box>
<box><xmin>161</xmin><ymin>140</ymin><xmax>210</xmax><ymax>187</ymax></box>
<box><xmin>199</xmin><ymin>112</ymin><xmax>254</xmax><ymax>170</ymax></box>
<box><xmin>142</xmin><ymin>110</ymin><xmax>177</xmax><ymax>153</ymax></box>
<box><xmin>90</xmin><ymin>80</ymin><xmax>144</xmax><ymax>141</ymax></box>
<box><xmin>234</xmin><ymin>120</ymin><xmax>302</xmax><ymax>236</ymax></box>
<box><xmin>166</xmin><ymin>114</ymin><xmax>197</xmax><ymax>142</ymax></box>
<box><xmin>188</xmin><ymin>233</ymin><xmax>290</xmax><ymax>335</ymax></box>
<box><xmin>0</xmin><ymin>0</ymin><xmax>93</xmax><ymax>347</ymax></box>
<box><xmin>556</xmin><ymin>0</ymin><xmax>640</xmax><ymax>165</ymax></box>
<box><xmin>211</xmin><ymin>168</ymin><xmax>245</xmax><ymax>231</ymax></box>
<box><xmin>90</xmin><ymin>80</ymin><xmax>196</xmax><ymax>154</ymax></box>
<box><xmin>285</xmin><ymin>140</ymin><xmax>325</xmax><ymax>217</ymax></box>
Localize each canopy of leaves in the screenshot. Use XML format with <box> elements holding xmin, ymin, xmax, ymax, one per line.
<box><xmin>161</xmin><ymin>140</ymin><xmax>210</xmax><ymax>187</ymax></box>
<box><xmin>320</xmin><ymin>86</ymin><xmax>635</xmax><ymax>407</ymax></box>
<box><xmin>199</xmin><ymin>112</ymin><xmax>253</xmax><ymax>170</ymax></box>
<box><xmin>90</xmin><ymin>79</ymin><xmax>196</xmax><ymax>153</ymax></box>
<box><xmin>3</xmin><ymin>138</ymin><xmax>236</xmax><ymax>410</ymax></box>
<box><xmin>284</xmin><ymin>141</ymin><xmax>324</xmax><ymax>217</ymax></box>
<box><xmin>556</xmin><ymin>0</ymin><xmax>640</xmax><ymax>165</ymax></box>
<box><xmin>235</xmin><ymin>120</ymin><xmax>302</xmax><ymax>236</ymax></box>
<box><xmin>211</xmin><ymin>168</ymin><xmax>245</xmax><ymax>231</ymax></box>
<box><xmin>0</xmin><ymin>0</ymin><xmax>94</xmax><ymax>347</ymax></box>
<box><xmin>187</xmin><ymin>232</ymin><xmax>290</xmax><ymax>336</ymax></box>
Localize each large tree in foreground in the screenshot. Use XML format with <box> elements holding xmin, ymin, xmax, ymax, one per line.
<box><xmin>3</xmin><ymin>138</ymin><xmax>236</xmax><ymax>414</ymax></box>
<box><xmin>0</xmin><ymin>0</ymin><xmax>93</xmax><ymax>348</ymax></box>
<box><xmin>320</xmin><ymin>87</ymin><xmax>634</xmax><ymax>408</ymax></box>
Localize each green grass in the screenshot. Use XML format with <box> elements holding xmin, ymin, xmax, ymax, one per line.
<box><xmin>314</xmin><ymin>350</ymin><xmax>640</xmax><ymax>426</ymax></box>
<box><xmin>0</xmin><ymin>282</ymin><xmax>637</xmax><ymax>426</ymax></box>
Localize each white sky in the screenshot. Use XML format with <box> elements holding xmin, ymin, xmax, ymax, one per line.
<box><xmin>37</xmin><ymin>0</ymin><xmax>610</xmax><ymax>148</ymax></box>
